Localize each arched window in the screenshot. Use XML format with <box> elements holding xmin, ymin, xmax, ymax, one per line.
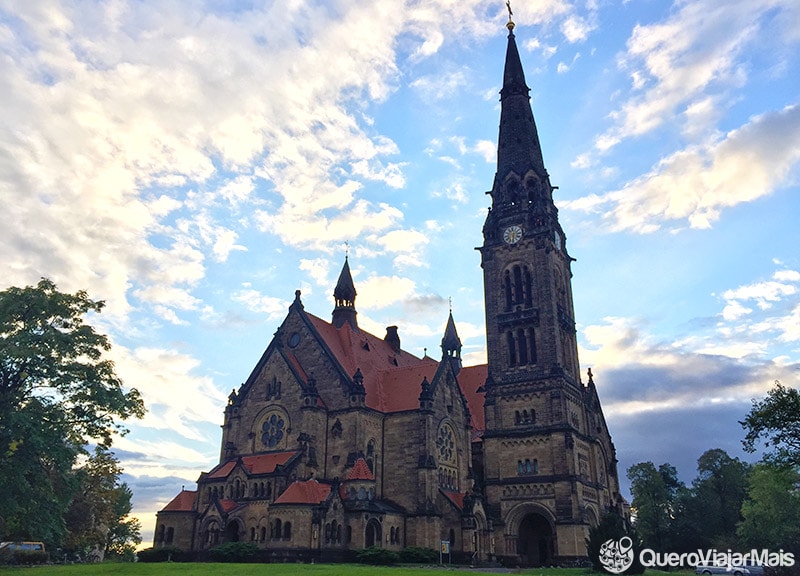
<box><xmin>449</xmin><ymin>528</ymin><xmax>456</xmax><ymax>549</ymax></box>
<box><xmin>250</xmin><ymin>527</ymin><xmax>256</xmax><ymax>541</ymax></box>
<box><xmin>166</xmin><ymin>527</ymin><xmax>174</xmax><ymax>544</ymax></box>
<box><xmin>325</xmin><ymin>523</ymin><xmax>331</xmax><ymax>543</ymax></box>
<box><xmin>524</xmin><ymin>267</ymin><xmax>533</xmax><ymax>307</ymax></box>
<box><xmin>260</xmin><ymin>526</ymin><xmax>266</xmax><ymax>542</ymax></box>
<box><xmin>504</xmin><ymin>270</ymin><xmax>512</xmax><ymax>311</ymax></box>
<box><xmin>272</xmin><ymin>519</ymin><xmax>281</xmax><ymax>539</ymax></box>
<box><xmin>336</xmin><ymin>524</ymin><xmax>342</xmax><ymax>544</ymax></box>
<box><xmin>157</xmin><ymin>525</ymin><xmax>165</xmax><ymax>543</ymax></box>
<box><xmin>507</xmin><ymin>331</ymin><xmax>517</xmax><ymax>365</ymax></box>
<box><xmin>367</xmin><ymin>439</ymin><xmax>376</xmax><ymax>472</ymax></box>
<box><xmin>517</xmin><ymin>460</ymin><xmax>524</xmax><ymax>475</ymax></box>
<box><xmin>513</xmin><ymin>265</ymin><xmax>523</xmax><ymax>304</ymax></box>
<box><xmin>283</xmin><ymin>521</ymin><xmax>292</xmax><ymax>539</ymax></box>
<box><xmin>528</xmin><ymin>327</ymin><xmax>537</xmax><ymax>364</ymax></box>
<box><xmin>346</xmin><ymin>525</ymin><xmax>353</xmax><ymax>543</ymax></box>
<box><xmin>517</xmin><ymin>329</ymin><xmax>528</xmax><ymax>364</ymax></box>
<box><xmin>515</xmin><ymin>410</ymin><xmax>521</xmax><ymax>424</ymax></box>
<box><xmin>525</xmin><ymin>459</ymin><xmax>533</xmax><ymax>474</ymax></box>
<box><xmin>533</xmin><ymin>459</ymin><xmax>539</xmax><ymax>474</ymax></box>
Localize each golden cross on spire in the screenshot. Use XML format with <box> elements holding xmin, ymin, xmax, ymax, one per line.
<box><xmin>448</xmin><ymin>296</ymin><xmax>452</xmax><ymax>312</ymax></box>
<box><xmin>344</xmin><ymin>240</ymin><xmax>350</xmax><ymax>258</ymax></box>
<box><xmin>505</xmin><ymin>1</ymin><xmax>515</xmax><ymax>30</ymax></box>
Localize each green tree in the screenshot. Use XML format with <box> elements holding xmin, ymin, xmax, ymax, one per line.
<box><xmin>671</xmin><ymin>449</ymin><xmax>750</xmax><ymax>550</ymax></box>
<box><xmin>0</xmin><ymin>278</ymin><xmax>144</xmax><ymax>546</ymax></box>
<box><xmin>737</xmin><ymin>464</ymin><xmax>800</xmax><ymax>553</ymax></box>
<box><xmin>586</xmin><ymin>511</ymin><xmax>645</xmax><ymax>574</ymax></box>
<box><xmin>741</xmin><ymin>381</ymin><xmax>800</xmax><ymax>468</ymax></box>
<box><xmin>627</xmin><ymin>462</ymin><xmax>683</xmax><ymax>550</ymax></box>
<box><xmin>63</xmin><ymin>447</ymin><xmax>141</xmax><ymax>559</ymax></box>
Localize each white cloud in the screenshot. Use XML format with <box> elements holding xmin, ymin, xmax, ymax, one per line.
<box><xmin>232</xmin><ymin>288</ymin><xmax>289</xmax><ymax>320</ymax></box>
<box><xmin>112</xmin><ymin>345</ymin><xmax>228</xmax><ymax>443</ymax></box>
<box><xmin>593</xmin><ymin>0</ymin><xmax>798</xmax><ymax>152</ymax></box>
<box><xmin>561</xmin><ymin>15</ymin><xmax>594</xmax><ymax>43</ymax></box>
<box><xmin>563</xmin><ymin>104</ymin><xmax>800</xmax><ymax>232</ymax></box>
<box><xmin>357</xmin><ymin>275</ymin><xmax>417</xmax><ymax>309</ymax></box>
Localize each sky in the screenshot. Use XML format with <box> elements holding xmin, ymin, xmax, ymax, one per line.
<box><xmin>2</xmin><ymin>0</ymin><xmax>799</xmax><ymax>546</ymax></box>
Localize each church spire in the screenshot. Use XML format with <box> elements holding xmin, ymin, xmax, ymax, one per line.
<box><xmin>441</xmin><ymin>309</ymin><xmax>462</xmax><ymax>375</ymax></box>
<box><xmin>495</xmin><ymin>21</ymin><xmax>547</xmax><ymax>188</ymax></box>
<box><xmin>332</xmin><ymin>256</ymin><xmax>357</xmax><ymax>329</ymax></box>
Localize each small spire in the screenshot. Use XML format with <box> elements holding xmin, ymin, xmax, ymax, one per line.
<box><xmin>332</xmin><ymin>256</ymin><xmax>358</xmax><ymax>329</ymax></box>
<box><xmin>441</xmin><ymin>310</ymin><xmax>463</xmax><ymax>375</ymax></box>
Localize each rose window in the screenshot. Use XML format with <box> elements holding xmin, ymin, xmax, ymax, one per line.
<box><xmin>261</xmin><ymin>414</ymin><xmax>285</xmax><ymax>448</ymax></box>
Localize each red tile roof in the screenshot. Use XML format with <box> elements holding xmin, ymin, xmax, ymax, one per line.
<box><xmin>208</xmin><ymin>461</ymin><xmax>237</xmax><ymax>480</ymax></box>
<box><xmin>219</xmin><ymin>499</ymin><xmax>239</xmax><ymax>513</ymax></box>
<box><xmin>241</xmin><ymin>451</ymin><xmax>297</xmax><ymax>475</ymax></box>
<box><xmin>458</xmin><ymin>364</ymin><xmax>487</xmax><ymax>432</ymax></box>
<box><xmin>345</xmin><ymin>457</ymin><xmax>375</xmax><ymax>481</ymax></box>
<box><xmin>207</xmin><ymin>451</ymin><xmax>298</xmax><ymax>479</ymax></box>
<box><xmin>440</xmin><ymin>489</ymin><xmax>466</xmax><ymax>511</ymax></box>
<box><xmin>306</xmin><ymin>312</ymin><xmax>488</xmax><ymax>418</ymax></box>
<box><xmin>161</xmin><ymin>490</ymin><xmax>197</xmax><ymax>512</ymax></box>
<box><xmin>273</xmin><ymin>479</ymin><xmax>331</xmax><ymax>505</ymax></box>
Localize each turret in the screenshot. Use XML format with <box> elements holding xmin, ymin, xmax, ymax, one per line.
<box><xmin>332</xmin><ymin>256</ymin><xmax>357</xmax><ymax>329</ymax></box>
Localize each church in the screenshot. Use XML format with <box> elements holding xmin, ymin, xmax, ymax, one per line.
<box><xmin>153</xmin><ymin>16</ymin><xmax>624</xmax><ymax>566</ymax></box>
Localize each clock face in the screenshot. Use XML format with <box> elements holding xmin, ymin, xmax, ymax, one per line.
<box><xmin>503</xmin><ymin>225</ymin><xmax>523</xmax><ymax>244</ymax></box>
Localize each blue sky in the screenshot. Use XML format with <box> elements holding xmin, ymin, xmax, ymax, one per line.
<box><xmin>2</xmin><ymin>0</ymin><xmax>799</xmax><ymax>545</ymax></box>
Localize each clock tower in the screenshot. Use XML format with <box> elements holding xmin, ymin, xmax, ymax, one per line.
<box><xmin>477</xmin><ymin>18</ymin><xmax>622</xmax><ymax>565</ymax></box>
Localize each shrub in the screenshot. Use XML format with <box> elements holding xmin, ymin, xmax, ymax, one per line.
<box><xmin>208</xmin><ymin>542</ymin><xmax>259</xmax><ymax>563</ymax></box>
<box><xmin>0</xmin><ymin>549</ymin><xmax>49</xmax><ymax>565</ymax></box>
<box><xmin>356</xmin><ymin>546</ymin><xmax>399</xmax><ymax>565</ymax></box>
<box><xmin>586</xmin><ymin>512</ymin><xmax>645</xmax><ymax>574</ymax></box>
<box><xmin>136</xmin><ymin>546</ymin><xmax>190</xmax><ymax>562</ymax></box>
<box><xmin>399</xmin><ymin>546</ymin><xmax>438</xmax><ymax>563</ymax></box>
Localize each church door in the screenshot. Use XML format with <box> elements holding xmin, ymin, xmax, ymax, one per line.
<box><xmin>225</xmin><ymin>520</ymin><xmax>240</xmax><ymax>543</ymax></box>
<box><xmin>517</xmin><ymin>513</ymin><xmax>553</xmax><ymax>566</ymax></box>
<box><xmin>365</xmin><ymin>519</ymin><xmax>381</xmax><ymax>548</ymax></box>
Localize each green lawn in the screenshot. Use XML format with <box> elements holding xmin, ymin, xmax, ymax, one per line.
<box><xmin>0</xmin><ymin>563</ymin><xmax>597</xmax><ymax>576</ymax></box>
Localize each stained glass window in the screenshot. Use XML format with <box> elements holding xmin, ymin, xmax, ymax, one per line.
<box><xmin>261</xmin><ymin>413</ymin><xmax>285</xmax><ymax>447</ymax></box>
<box><xmin>437</xmin><ymin>424</ymin><xmax>456</xmax><ymax>464</ymax></box>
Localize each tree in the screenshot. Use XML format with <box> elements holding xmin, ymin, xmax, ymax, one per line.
<box><xmin>63</xmin><ymin>447</ymin><xmax>141</xmax><ymax>559</ymax></box>
<box><xmin>627</xmin><ymin>462</ymin><xmax>683</xmax><ymax>550</ymax></box>
<box><xmin>586</xmin><ymin>512</ymin><xmax>645</xmax><ymax>574</ymax></box>
<box><xmin>670</xmin><ymin>449</ymin><xmax>750</xmax><ymax>550</ymax></box>
<box><xmin>737</xmin><ymin>464</ymin><xmax>800</xmax><ymax>554</ymax></box>
<box><xmin>0</xmin><ymin>279</ymin><xmax>144</xmax><ymax>546</ymax></box>
<box><xmin>741</xmin><ymin>381</ymin><xmax>800</xmax><ymax>468</ymax></box>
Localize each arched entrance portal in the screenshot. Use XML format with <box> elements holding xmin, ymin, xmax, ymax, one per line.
<box><xmin>517</xmin><ymin>513</ymin><xmax>553</xmax><ymax>566</ymax></box>
<box><xmin>225</xmin><ymin>520</ymin><xmax>240</xmax><ymax>542</ymax></box>
<box><xmin>365</xmin><ymin>519</ymin><xmax>382</xmax><ymax>548</ymax></box>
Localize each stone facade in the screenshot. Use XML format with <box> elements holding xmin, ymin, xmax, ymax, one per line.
<box><xmin>154</xmin><ymin>19</ymin><xmax>624</xmax><ymax>566</ymax></box>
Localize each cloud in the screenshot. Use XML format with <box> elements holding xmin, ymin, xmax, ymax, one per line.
<box><xmin>357</xmin><ymin>275</ymin><xmax>417</xmax><ymax>309</ymax></box>
<box><xmin>232</xmin><ymin>287</ymin><xmax>289</xmax><ymax>321</ymax></box>
<box><xmin>112</xmin><ymin>345</ymin><xmax>228</xmax><ymax>443</ymax></box>
<box><xmin>593</xmin><ymin>0</ymin><xmax>798</xmax><ymax>152</ymax></box>
<box><xmin>562</xmin><ymin>104</ymin><xmax>800</xmax><ymax>232</ymax></box>
<box><xmin>561</xmin><ymin>15</ymin><xmax>594</xmax><ymax>43</ymax></box>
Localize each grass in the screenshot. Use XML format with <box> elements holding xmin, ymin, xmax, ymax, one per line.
<box><xmin>0</xmin><ymin>563</ymin><xmax>600</xmax><ymax>576</ymax></box>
